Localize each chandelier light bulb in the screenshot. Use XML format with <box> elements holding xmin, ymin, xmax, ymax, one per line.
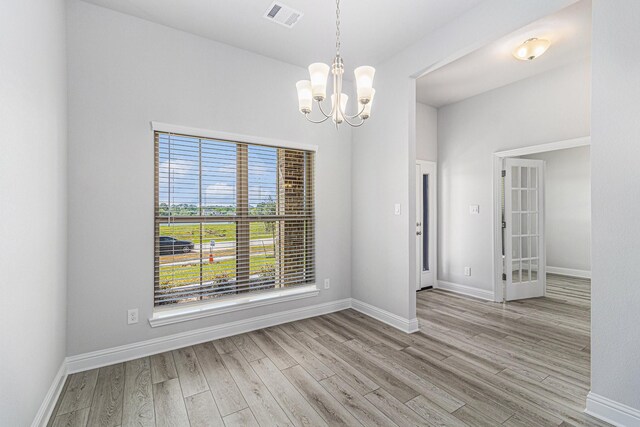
<box><xmin>513</xmin><ymin>38</ymin><xmax>551</xmax><ymax>61</ymax></box>
<box><xmin>359</xmin><ymin>88</ymin><xmax>375</xmax><ymax>120</ymax></box>
<box><xmin>296</xmin><ymin>80</ymin><xmax>313</xmax><ymax>114</ymax></box>
<box><xmin>308</xmin><ymin>63</ymin><xmax>330</xmax><ymax>101</ymax></box>
<box><xmin>354</xmin><ymin>66</ymin><xmax>375</xmax><ymax>103</ymax></box>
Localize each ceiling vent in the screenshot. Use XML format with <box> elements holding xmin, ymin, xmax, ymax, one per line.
<box><xmin>263</xmin><ymin>1</ymin><xmax>303</xmax><ymax>28</ymax></box>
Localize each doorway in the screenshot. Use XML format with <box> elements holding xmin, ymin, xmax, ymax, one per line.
<box><xmin>416</xmin><ymin>160</ymin><xmax>437</xmax><ymax>290</ymax></box>
<box><xmin>493</xmin><ymin>137</ymin><xmax>591</xmax><ymax>301</ymax></box>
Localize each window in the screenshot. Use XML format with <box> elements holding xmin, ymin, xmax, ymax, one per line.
<box><xmin>154</xmin><ymin>132</ymin><xmax>315</xmax><ymax>306</ymax></box>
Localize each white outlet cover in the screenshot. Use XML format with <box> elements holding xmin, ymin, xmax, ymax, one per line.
<box><xmin>394</xmin><ymin>204</ymin><xmax>401</xmax><ymax>215</ymax></box>
<box><xmin>324</xmin><ymin>278</ymin><xmax>330</xmax><ymax>289</ymax></box>
<box><xmin>469</xmin><ymin>205</ymin><xmax>480</xmax><ymax>214</ymax></box>
<box><xmin>127</xmin><ymin>308</ymin><xmax>139</xmax><ymax>324</ymax></box>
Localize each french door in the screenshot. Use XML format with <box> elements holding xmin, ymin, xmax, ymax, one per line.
<box><xmin>503</xmin><ymin>158</ymin><xmax>545</xmax><ymax>300</ymax></box>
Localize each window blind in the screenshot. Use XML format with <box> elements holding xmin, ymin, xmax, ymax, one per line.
<box><xmin>154</xmin><ymin>132</ymin><xmax>315</xmax><ymax>306</ymax></box>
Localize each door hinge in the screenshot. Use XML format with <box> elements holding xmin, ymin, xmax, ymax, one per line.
<box><xmin>501</xmin><ymin>170</ymin><xmax>506</xmax><ymax>177</ymax></box>
<box><xmin>502</xmin><ymin>273</ymin><xmax>507</xmax><ymax>281</ymax></box>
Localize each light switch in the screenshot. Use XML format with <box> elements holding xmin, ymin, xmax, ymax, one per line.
<box><xmin>469</xmin><ymin>205</ymin><xmax>480</xmax><ymax>214</ymax></box>
<box><xmin>394</xmin><ymin>204</ymin><xmax>401</xmax><ymax>215</ymax></box>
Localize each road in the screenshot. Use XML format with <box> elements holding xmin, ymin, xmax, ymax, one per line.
<box><xmin>161</xmin><ymin>238</ymin><xmax>274</xmax><ymax>267</ymax></box>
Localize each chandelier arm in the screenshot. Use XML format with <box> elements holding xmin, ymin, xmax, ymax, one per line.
<box><xmin>304</xmin><ymin>113</ymin><xmax>331</xmax><ymax>124</ymax></box>
<box><xmin>344</xmin><ymin>102</ymin><xmax>367</xmax><ymax>119</ymax></box>
<box><xmin>337</xmin><ymin>97</ymin><xmax>366</xmax><ymax>127</ymax></box>
<box><xmin>317</xmin><ymin>99</ymin><xmax>334</xmax><ymax>119</ymax></box>
<box><xmin>342</xmin><ymin>116</ymin><xmax>366</xmax><ymax>127</ymax></box>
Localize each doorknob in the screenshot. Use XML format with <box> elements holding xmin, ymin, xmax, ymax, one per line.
<box><xmin>416</xmin><ymin>231</ymin><xmax>422</xmax><ymax>235</ymax></box>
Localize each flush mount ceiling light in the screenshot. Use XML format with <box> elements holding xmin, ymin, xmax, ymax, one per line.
<box><xmin>295</xmin><ymin>0</ymin><xmax>375</xmax><ymax>128</ymax></box>
<box><xmin>513</xmin><ymin>38</ymin><xmax>551</xmax><ymax>61</ymax></box>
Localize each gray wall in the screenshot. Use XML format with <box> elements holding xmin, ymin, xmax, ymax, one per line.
<box><xmin>521</xmin><ymin>146</ymin><xmax>591</xmax><ymax>273</ymax></box>
<box><xmin>590</xmin><ymin>0</ymin><xmax>640</xmax><ymax>411</ymax></box>
<box><xmin>416</xmin><ymin>102</ymin><xmax>437</xmax><ymax>162</ymax></box>
<box><xmin>66</xmin><ymin>1</ymin><xmax>352</xmax><ymax>356</ymax></box>
<box><xmin>437</xmin><ymin>59</ymin><xmax>591</xmax><ymax>292</ymax></box>
<box><xmin>0</xmin><ymin>0</ymin><xmax>68</xmax><ymax>425</ymax></box>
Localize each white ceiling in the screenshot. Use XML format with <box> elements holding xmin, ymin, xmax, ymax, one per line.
<box><xmin>79</xmin><ymin>0</ymin><xmax>483</xmax><ymax>75</ymax></box>
<box><xmin>417</xmin><ymin>0</ymin><xmax>592</xmax><ymax>108</ymax></box>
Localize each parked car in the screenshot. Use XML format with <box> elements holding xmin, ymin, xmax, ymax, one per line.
<box><xmin>158</xmin><ymin>236</ymin><xmax>194</xmax><ymax>255</ymax></box>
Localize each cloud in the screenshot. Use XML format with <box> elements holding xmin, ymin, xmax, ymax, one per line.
<box><xmin>204</xmin><ymin>182</ymin><xmax>236</xmax><ymax>206</ymax></box>
<box><xmin>159</xmin><ymin>159</ymin><xmax>198</xmax><ymax>178</ymax></box>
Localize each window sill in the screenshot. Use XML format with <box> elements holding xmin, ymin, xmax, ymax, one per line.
<box><xmin>149</xmin><ymin>285</ymin><xmax>319</xmax><ymax>327</ymax></box>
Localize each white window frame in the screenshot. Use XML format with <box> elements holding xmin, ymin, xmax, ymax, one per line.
<box><xmin>150</xmin><ymin>122</ymin><xmax>319</xmax><ymax>326</ymax></box>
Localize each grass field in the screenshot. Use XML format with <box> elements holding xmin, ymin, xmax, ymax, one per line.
<box><xmin>159</xmin><ymin>254</ymin><xmax>275</xmax><ymax>288</ymax></box>
<box><xmin>159</xmin><ymin>222</ymin><xmax>274</xmax><ymax>244</ymax></box>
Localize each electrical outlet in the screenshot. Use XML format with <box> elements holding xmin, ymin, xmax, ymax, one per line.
<box><xmin>464</xmin><ymin>267</ymin><xmax>471</xmax><ymax>276</ymax></box>
<box><xmin>127</xmin><ymin>308</ymin><xmax>139</xmax><ymax>325</ymax></box>
<box><xmin>394</xmin><ymin>204</ymin><xmax>401</xmax><ymax>216</ymax></box>
<box><xmin>324</xmin><ymin>278</ymin><xmax>330</xmax><ymax>289</ymax></box>
<box><xmin>469</xmin><ymin>205</ymin><xmax>480</xmax><ymax>214</ymax></box>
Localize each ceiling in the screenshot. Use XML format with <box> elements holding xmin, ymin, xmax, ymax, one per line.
<box><xmin>417</xmin><ymin>0</ymin><xmax>592</xmax><ymax>108</ymax></box>
<box><xmin>80</xmin><ymin>0</ymin><xmax>483</xmax><ymax>75</ymax></box>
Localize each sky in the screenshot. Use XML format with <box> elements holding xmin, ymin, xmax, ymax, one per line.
<box><xmin>158</xmin><ymin>134</ymin><xmax>277</xmax><ymax>209</ymax></box>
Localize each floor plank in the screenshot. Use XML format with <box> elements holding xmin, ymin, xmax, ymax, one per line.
<box><xmin>221</xmin><ymin>351</ymin><xmax>293</xmax><ymax>426</ymax></box>
<box><xmin>149</xmin><ymin>352</ymin><xmax>177</xmax><ymax>384</ymax></box>
<box><xmin>56</xmin><ymin>369</ymin><xmax>99</xmax><ymax>416</ymax></box>
<box><xmin>152</xmin><ymin>378</ymin><xmax>189</xmax><ymax>427</ymax></box>
<box><xmin>250</xmin><ymin>357</ymin><xmax>328</xmax><ymax>426</ymax></box>
<box><xmin>264</xmin><ymin>326</ymin><xmax>334</xmax><ymax>381</ymax></box>
<box><xmin>212</xmin><ymin>337</ymin><xmax>238</xmax><ymax>355</ymax></box>
<box><xmin>87</xmin><ymin>363</ymin><xmax>125</xmax><ymax>427</ymax></box>
<box><xmin>172</xmin><ymin>346</ymin><xmax>208</xmax><ymax>397</ymax></box>
<box><xmin>230</xmin><ymin>334</ymin><xmax>266</xmax><ymax>362</ymax></box>
<box><xmin>192</xmin><ymin>341</ymin><xmax>247</xmax><ymax>417</ymax></box>
<box><xmin>222</xmin><ymin>408</ymin><xmax>260</xmax><ymax>427</ymax></box>
<box><xmin>290</xmin><ymin>331</ymin><xmax>379</xmax><ymax>395</ymax></box>
<box><xmin>316</xmin><ymin>334</ymin><xmax>420</xmax><ymax>403</ymax></box>
<box><xmin>184</xmin><ymin>391</ymin><xmax>224</xmax><ymax>427</ymax></box>
<box><xmin>363</xmin><ymin>388</ymin><xmax>427</xmax><ymax>426</ymax></box>
<box><xmin>282</xmin><ymin>365</ymin><xmax>362</xmax><ymax>426</ymax></box>
<box><xmin>122</xmin><ymin>357</ymin><xmax>154</xmax><ymax>427</ymax></box>
<box><xmin>319</xmin><ymin>375</ymin><xmax>397</xmax><ymax>427</ymax></box>
<box><xmin>51</xmin><ymin>407</ymin><xmax>90</xmax><ymax>427</ymax></box>
<box><xmin>247</xmin><ymin>329</ymin><xmax>296</xmax><ymax>370</ymax></box>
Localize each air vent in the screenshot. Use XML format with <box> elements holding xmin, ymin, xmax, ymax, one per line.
<box><xmin>264</xmin><ymin>1</ymin><xmax>303</xmax><ymax>28</ymax></box>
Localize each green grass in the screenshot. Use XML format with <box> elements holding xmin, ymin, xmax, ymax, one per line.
<box><xmin>159</xmin><ymin>222</ymin><xmax>274</xmax><ymax>244</ymax></box>
<box><xmin>159</xmin><ymin>255</ymin><xmax>275</xmax><ymax>289</ymax></box>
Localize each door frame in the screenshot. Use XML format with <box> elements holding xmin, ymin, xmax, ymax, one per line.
<box><xmin>492</xmin><ymin>136</ymin><xmax>590</xmax><ymax>302</ymax></box>
<box><xmin>416</xmin><ymin>160</ymin><xmax>437</xmax><ymax>290</ymax></box>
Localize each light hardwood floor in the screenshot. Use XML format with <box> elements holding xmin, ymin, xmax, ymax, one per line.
<box><xmin>49</xmin><ymin>274</ymin><xmax>607</xmax><ymax>426</ymax></box>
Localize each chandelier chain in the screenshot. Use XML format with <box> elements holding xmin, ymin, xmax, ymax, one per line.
<box><xmin>335</xmin><ymin>0</ymin><xmax>341</xmax><ymax>55</ymax></box>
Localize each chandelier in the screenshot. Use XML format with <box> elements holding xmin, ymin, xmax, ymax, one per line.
<box><xmin>295</xmin><ymin>0</ymin><xmax>376</xmax><ymax>128</ymax></box>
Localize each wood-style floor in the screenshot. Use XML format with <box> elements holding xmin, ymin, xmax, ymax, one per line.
<box><xmin>49</xmin><ymin>274</ymin><xmax>607</xmax><ymax>426</ymax></box>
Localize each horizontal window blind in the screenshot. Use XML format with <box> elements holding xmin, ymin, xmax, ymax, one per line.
<box><xmin>154</xmin><ymin>132</ymin><xmax>315</xmax><ymax>306</ymax></box>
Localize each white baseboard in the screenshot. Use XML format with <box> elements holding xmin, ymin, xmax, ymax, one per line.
<box><xmin>586</xmin><ymin>392</ymin><xmax>640</xmax><ymax>426</ymax></box>
<box><xmin>67</xmin><ymin>298</ymin><xmax>351</xmax><ymax>374</ymax></box>
<box><xmin>435</xmin><ymin>280</ymin><xmax>494</xmax><ymax>301</ymax></box>
<box><xmin>351</xmin><ymin>298</ymin><xmax>419</xmax><ymax>333</ymax></box>
<box><xmin>547</xmin><ymin>266</ymin><xmax>591</xmax><ymax>279</ymax></box>
<box><xmin>32</xmin><ymin>361</ymin><xmax>67</xmax><ymax>427</ymax></box>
